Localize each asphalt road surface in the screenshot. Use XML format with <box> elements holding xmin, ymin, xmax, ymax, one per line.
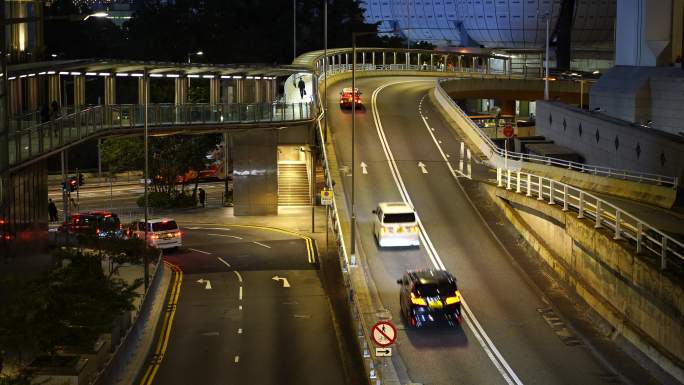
<box><xmin>327</xmin><ymin>77</ymin><xmax>637</xmax><ymax>385</ymax></box>
<box><xmin>147</xmin><ymin>224</ymin><xmax>347</xmax><ymax>385</ymax></box>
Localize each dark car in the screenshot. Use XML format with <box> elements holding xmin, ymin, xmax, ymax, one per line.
<box><xmin>397</xmin><ymin>269</ymin><xmax>462</xmax><ymax>327</ymax></box>
<box><xmin>58</xmin><ymin>211</ymin><xmax>122</xmax><ymax>238</ymax></box>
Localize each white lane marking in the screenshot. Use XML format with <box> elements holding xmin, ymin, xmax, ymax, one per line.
<box><xmin>251</xmin><ymin>241</ymin><xmax>271</xmax><ymax>249</ymax></box>
<box><xmin>418</xmin><ymin>94</ymin><xmax>468</xmax><ymax>179</ymax></box>
<box><xmin>217</xmin><ymin>257</ymin><xmax>231</xmax><ymax>267</ymax></box>
<box><xmin>371</xmin><ymin>81</ymin><xmax>524</xmax><ymax>385</ymax></box>
<box><xmin>237</xmin><ymin>328</ymin><xmax>243</xmax><ymax>334</ymax></box>
<box><xmin>360</xmin><ymin>161</ymin><xmax>368</xmax><ymax>174</ymax></box>
<box><xmin>234</xmin><ymin>271</ymin><xmax>243</xmax><ymax>283</ymax></box>
<box><xmin>417</xmin><ymin>161</ymin><xmax>428</xmax><ymax>174</ymax></box>
<box><xmin>238</xmin><ymin>305</ymin><xmax>243</xmax><ymax>310</ymax></box>
<box><xmin>234</xmin><ymin>355</ymin><xmax>240</xmax><ymax>363</ymax></box>
<box><xmin>239</xmin><ymin>286</ymin><xmax>243</xmax><ymax>300</ymax></box>
<box><xmin>208</xmin><ymin>233</ymin><xmax>243</xmax><ymax>240</ymax></box>
<box><xmin>189</xmin><ymin>248</ymin><xmax>212</xmax><ymax>255</ymax></box>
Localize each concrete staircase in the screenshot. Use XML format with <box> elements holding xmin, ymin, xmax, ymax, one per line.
<box><xmin>278</xmin><ymin>163</ymin><xmax>310</xmax><ymax>206</ymax></box>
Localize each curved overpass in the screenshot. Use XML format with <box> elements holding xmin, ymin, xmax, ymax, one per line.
<box><xmin>324</xmin><ymin>75</ymin><xmax>640</xmax><ymax>385</ymax></box>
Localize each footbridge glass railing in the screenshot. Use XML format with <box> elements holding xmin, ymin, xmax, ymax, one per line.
<box><xmin>8</xmin><ymin>102</ymin><xmax>312</xmax><ymax>168</ymax></box>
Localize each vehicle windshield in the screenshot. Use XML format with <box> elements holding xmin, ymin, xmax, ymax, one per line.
<box><xmin>98</xmin><ymin>215</ymin><xmax>120</xmax><ymax>230</ymax></box>
<box><xmin>383</xmin><ymin>213</ymin><xmax>415</xmax><ymax>223</ymax></box>
<box><xmin>414</xmin><ymin>282</ymin><xmax>456</xmax><ymax>297</ymax></box>
<box><xmin>152</xmin><ymin>221</ymin><xmax>178</xmax><ymax>232</ymax></box>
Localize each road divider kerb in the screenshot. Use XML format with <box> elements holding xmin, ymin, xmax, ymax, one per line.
<box><xmin>138</xmin><ymin>261</ymin><xmax>182</xmax><ymax>385</ymax></box>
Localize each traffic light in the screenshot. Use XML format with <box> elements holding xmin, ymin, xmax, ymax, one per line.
<box><xmin>78</xmin><ymin>173</ymin><xmax>85</xmax><ymax>186</ymax></box>
<box><xmin>69</xmin><ymin>177</ymin><xmax>77</xmax><ymax>192</ymax></box>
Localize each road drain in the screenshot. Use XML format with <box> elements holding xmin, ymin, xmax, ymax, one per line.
<box><xmin>537</xmin><ymin>307</ymin><xmax>583</xmax><ymax>346</ymax></box>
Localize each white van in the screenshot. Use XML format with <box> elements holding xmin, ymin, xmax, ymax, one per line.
<box><xmin>130</xmin><ymin>218</ymin><xmax>182</xmax><ymax>250</ymax></box>
<box><xmin>372</xmin><ymin>202</ymin><xmax>420</xmax><ymax>248</ymax></box>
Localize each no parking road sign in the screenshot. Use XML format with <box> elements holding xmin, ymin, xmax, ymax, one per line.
<box><xmin>371</xmin><ymin>321</ymin><xmax>397</xmax><ymax>347</ymax></box>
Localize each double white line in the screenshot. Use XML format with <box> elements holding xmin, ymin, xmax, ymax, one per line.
<box><xmin>370</xmin><ymin>81</ymin><xmax>524</xmax><ymax>385</ymax></box>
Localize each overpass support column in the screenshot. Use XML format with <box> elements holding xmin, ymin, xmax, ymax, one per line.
<box><xmin>472</xmin><ymin>57</ymin><xmax>477</xmax><ymax>72</ymax></box>
<box><xmin>73</xmin><ymin>75</ymin><xmax>85</xmax><ymax>109</ymax></box>
<box><xmin>405</xmin><ymin>52</ymin><xmax>410</xmax><ymax>66</ymax></box>
<box><xmin>417</xmin><ymin>53</ymin><xmax>421</xmax><ymax>67</ymax></box>
<box><xmin>174</xmin><ymin>77</ymin><xmax>188</xmax><ymax>105</ymax></box>
<box><xmin>394</xmin><ymin>52</ymin><xmax>397</xmax><ymax>64</ymax></box>
<box><xmin>235</xmin><ymin>79</ymin><xmax>244</xmax><ymax>103</ymax></box>
<box><xmin>104</xmin><ymin>76</ymin><xmax>116</xmax><ymax>105</ymax></box>
<box><xmin>430</xmin><ymin>54</ymin><xmax>434</xmax><ymax>68</ymax></box>
<box><xmin>137</xmin><ymin>76</ymin><xmax>145</xmax><ymax>105</ymax></box>
<box><xmin>362</xmin><ymin>52</ymin><xmax>365</xmax><ymax>65</ymax></box>
<box><xmin>26</xmin><ymin>76</ymin><xmax>38</xmax><ymax>113</ymax></box>
<box><xmin>254</xmin><ymin>78</ymin><xmax>261</xmax><ymax>103</ymax></box>
<box><xmin>209</xmin><ymin>76</ymin><xmax>220</xmax><ymax>105</ymax></box>
<box><xmin>382</xmin><ymin>52</ymin><xmax>386</xmax><ymax>65</ymax></box>
<box><xmin>458</xmin><ymin>55</ymin><xmax>463</xmax><ymax>71</ymax></box>
<box><xmin>48</xmin><ymin>74</ymin><xmax>60</xmax><ymax>108</ymax></box>
<box><xmin>232</xmin><ymin>129</ymin><xmax>278</xmax><ymax>216</ymax></box>
<box><xmin>372</xmin><ymin>52</ymin><xmax>375</xmax><ymax>66</ymax></box>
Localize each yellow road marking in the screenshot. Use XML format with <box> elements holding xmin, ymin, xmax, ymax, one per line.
<box><xmin>139</xmin><ymin>261</ymin><xmax>182</xmax><ymax>385</ymax></box>
<box><xmin>181</xmin><ymin>222</ymin><xmax>317</xmax><ymax>264</ymax></box>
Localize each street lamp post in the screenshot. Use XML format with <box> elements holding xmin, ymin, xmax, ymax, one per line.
<box><xmin>187</xmin><ymin>50</ymin><xmax>203</xmax><ymax>64</ymax></box>
<box><xmin>544</xmin><ymin>13</ymin><xmax>550</xmax><ymax>100</ymax></box>
<box><xmin>350</xmin><ymin>31</ymin><xmax>375</xmax><ymax>266</ymax></box>
<box><xmin>293</xmin><ymin>0</ymin><xmax>297</xmax><ymax>61</ymax></box>
<box><xmin>143</xmin><ymin>68</ymin><xmax>150</xmax><ymax>290</ymax></box>
<box><xmin>323</xmin><ymin>0</ymin><xmax>328</xmax><ymax>143</ymax></box>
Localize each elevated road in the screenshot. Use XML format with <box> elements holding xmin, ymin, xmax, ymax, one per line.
<box><xmin>327</xmin><ymin>77</ymin><xmax>650</xmax><ymax>385</ymax></box>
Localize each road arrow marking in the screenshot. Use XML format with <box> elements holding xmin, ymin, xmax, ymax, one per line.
<box><xmin>360</xmin><ymin>162</ymin><xmax>368</xmax><ymax>174</ymax></box>
<box><xmin>272</xmin><ymin>276</ymin><xmax>291</xmax><ymax>288</ymax></box>
<box><xmin>418</xmin><ymin>162</ymin><xmax>428</xmax><ymax>174</ymax></box>
<box><xmin>196</xmin><ymin>279</ymin><xmax>212</xmax><ymax>290</ymax></box>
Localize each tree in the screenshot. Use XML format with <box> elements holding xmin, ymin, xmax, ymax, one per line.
<box><xmin>101</xmin><ymin>137</ymin><xmax>145</xmax><ymax>175</ymax></box>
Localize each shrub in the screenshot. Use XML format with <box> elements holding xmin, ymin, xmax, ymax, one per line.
<box><xmin>136</xmin><ymin>191</ymin><xmax>196</xmax><ymax>209</ymax></box>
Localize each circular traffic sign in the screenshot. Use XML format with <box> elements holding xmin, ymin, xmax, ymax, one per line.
<box><xmin>503</xmin><ymin>123</ymin><xmax>514</xmax><ymax>138</ymax></box>
<box><xmin>371</xmin><ymin>321</ymin><xmax>397</xmax><ymax>347</ymax></box>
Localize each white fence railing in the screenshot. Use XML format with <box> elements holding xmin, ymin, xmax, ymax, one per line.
<box><xmin>497</xmin><ymin>168</ymin><xmax>684</xmax><ymax>270</ymax></box>
<box><xmin>434</xmin><ymin>80</ymin><xmax>678</xmax><ymax>188</ymax></box>
<box><xmin>315</xmin><ymin>99</ymin><xmax>389</xmax><ymax>382</ymax></box>
<box><xmin>318</xmin><ymin>59</ymin><xmax>678</xmax><ymax>189</ymax></box>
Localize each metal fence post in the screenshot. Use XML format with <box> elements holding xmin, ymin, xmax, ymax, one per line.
<box><xmin>537</xmin><ymin>175</ymin><xmax>544</xmax><ymax>200</ymax></box>
<box><xmin>562</xmin><ymin>184</ymin><xmax>568</xmax><ymax>211</ymax></box>
<box><xmin>516</xmin><ymin>171</ymin><xmax>521</xmax><ymax>193</ymax></box>
<box><xmin>578</xmin><ymin>191</ymin><xmax>585</xmax><ymax>219</ymax></box>
<box><xmin>614</xmin><ymin>210</ymin><xmax>622</xmax><ymax>240</ymax></box>
<box><xmin>661</xmin><ymin>237</ymin><xmax>668</xmax><ymax>270</ymax></box>
<box><xmin>506</xmin><ymin>169</ymin><xmax>512</xmax><ymax>190</ymax></box>
<box><xmin>526</xmin><ymin>173</ymin><xmax>532</xmax><ymax>197</ymax></box>
<box><xmin>595</xmin><ymin>200</ymin><xmax>602</xmax><ymax>228</ymax></box>
<box><xmin>636</xmin><ymin>222</ymin><xmax>643</xmax><ymax>253</ymax></box>
<box><xmin>548</xmin><ymin>180</ymin><xmax>555</xmax><ymax>205</ymax></box>
<box><xmin>497</xmin><ymin>168</ymin><xmax>502</xmax><ymax>187</ymax></box>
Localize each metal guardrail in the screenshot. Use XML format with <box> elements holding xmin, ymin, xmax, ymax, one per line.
<box><xmin>434</xmin><ymin>80</ymin><xmax>678</xmax><ymax>188</ymax></box>
<box><xmin>315</xmin><ymin>102</ymin><xmax>386</xmax><ymax>382</ymax></box>
<box><xmin>497</xmin><ymin>168</ymin><xmax>684</xmax><ymax>270</ymax></box>
<box><xmin>323</xmin><ymin>63</ymin><xmax>510</xmax><ymax>78</ymax></box>
<box><xmin>8</xmin><ymin>102</ymin><xmax>312</xmax><ymax>168</ymax></box>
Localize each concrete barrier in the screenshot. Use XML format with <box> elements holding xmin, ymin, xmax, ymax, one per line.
<box><xmin>481</xmin><ymin>182</ymin><xmax>684</xmax><ymax>382</ymax></box>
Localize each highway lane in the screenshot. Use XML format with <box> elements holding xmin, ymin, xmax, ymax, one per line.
<box><xmin>147</xmin><ymin>225</ymin><xmax>347</xmax><ymax>385</ymax></box>
<box><xmin>328</xmin><ymin>77</ymin><xmax>624</xmax><ymax>385</ymax></box>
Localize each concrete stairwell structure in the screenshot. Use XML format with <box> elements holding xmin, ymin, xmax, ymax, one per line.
<box><xmin>277</xmin><ymin>163</ymin><xmax>311</xmax><ymax>206</ymax></box>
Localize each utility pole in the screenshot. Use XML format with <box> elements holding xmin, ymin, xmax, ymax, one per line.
<box><xmin>544</xmin><ymin>13</ymin><xmax>550</xmax><ymax>101</ymax></box>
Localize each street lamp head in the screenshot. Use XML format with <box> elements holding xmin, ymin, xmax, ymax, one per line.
<box><xmin>196</xmin><ymin>51</ymin><xmax>204</xmax><ymax>56</ymax></box>
<box><xmin>83</xmin><ymin>12</ymin><xmax>109</xmax><ymax>20</ymax></box>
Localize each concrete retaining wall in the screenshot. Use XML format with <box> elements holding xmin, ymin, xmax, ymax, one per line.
<box><xmin>482</xmin><ymin>183</ymin><xmax>684</xmax><ymax>382</ymax></box>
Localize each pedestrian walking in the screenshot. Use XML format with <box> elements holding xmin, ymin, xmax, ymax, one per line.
<box><xmin>69</xmin><ymin>197</ymin><xmax>78</xmax><ymax>213</ymax></box>
<box><xmin>48</xmin><ymin>199</ymin><xmax>58</xmax><ymax>222</ymax></box>
<box><xmin>50</xmin><ymin>100</ymin><xmax>60</xmax><ymax>120</ymax></box>
<box><xmin>199</xmin><ymin>188</ymin><xmax>206</xmax><ymax>208</ymax></box>
<box><xmin>298</xmin><ymin>78</ymin><xmax>306</xmax><ymax>99</ymax></box>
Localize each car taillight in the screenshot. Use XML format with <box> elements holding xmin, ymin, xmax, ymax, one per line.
<box><xmin>96</xmin><ymin>228</ymin><xmax>100</xmax><ymax>234</ymax></box>
<box><xmin>445</xmin><ymin>290</ymin><xmax>462</xmax><ymax>305</ymax></box>
<box><xmin>175</xmin><ymin>231</ymin><xmax>181</xmax><ymax>237</ymax></box>
<box><xmin>410</xmin><ymin>292</ymin><xmax>427</xmax><ymax>306</ymax></box>
<box><xmin>150</xmin><ymin>234</ymin><xmax>159</xmax><ymax>240</ymax></box>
